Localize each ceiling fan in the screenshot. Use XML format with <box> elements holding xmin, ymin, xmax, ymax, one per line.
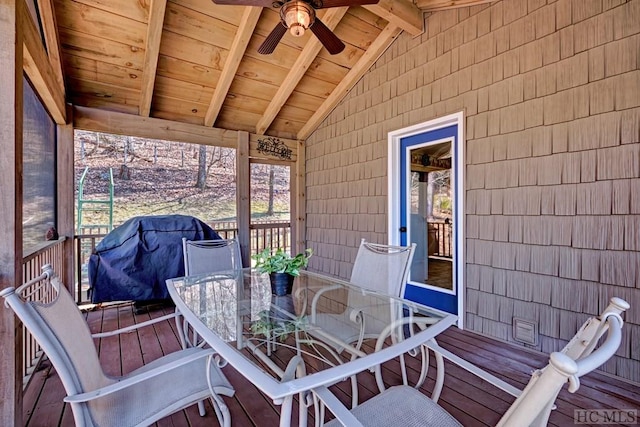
<box><xmin>212</xmin><ymin>0</ymin><xmax>380</xmax><ymax>55</ymax></box>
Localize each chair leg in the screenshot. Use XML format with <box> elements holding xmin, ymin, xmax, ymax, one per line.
<box><xmin>210</xmin><ymin>394</ymin><xmax>231</xmax><ymax>427</ymax></box>
<box><xmin>175</xmin><ymin>308</ymin><xmax>187</xmax><ymax>349</ymax></box>
<box><xmin>348</xmin><ymin>352</ymin><xmax>360</xmax><ymax>408</ymax></box>
<box><xmin>279</xmin><ymin>395</ymin><xmax>294</xmax><ymax>427</ymax></box>
<box><xmin>431</xmin><ymin>346</ymin><xmax>446</xmax><ymax>402</ymax></box>
<box><xmin>313</xmin><ymin>393</ymin><xmax>325</xmax><ymax>427</ymax></box>
<box><xmin>205</xmin><ymin>354</ymin><xmax>232</xmax><ymax>426</ymax></box>
<box><xmin>299</xmin><ymin>391</ymin><xmax>308</xmax><ymax>427</ymax></box>
<box><xmin>198</xmin><ymin>400</ymin><xmax>205</xmax><ymax>416</ymax></box>
<box><xmin>350</xmin><ymin>374</ymin><xmax>359</xmax><ymax>408</ymax></box>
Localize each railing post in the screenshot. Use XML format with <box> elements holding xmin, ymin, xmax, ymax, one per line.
<box><xmin>76</xmin><ymin>237</ymin><xmax>83</xmax><ymax>304</ymax></box>
<box><xmin>0</xmin><ymin>1</ymin><xmax>24</xmax><ymax>423</ymax></box>
<box><xmin>236</xmin><ymin>132</ymin><xmax>251</xmax><ymax>267</ymax></box>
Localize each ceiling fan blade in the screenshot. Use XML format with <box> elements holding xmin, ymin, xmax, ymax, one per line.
<box><xmin>211</xmin><ymin>0</ymin><xmax>275</xmax><ymax>6</ymax></box>
<box><xmin>258</xmin><ymin>23</ymin><xmax>288</xmax><ymax>54</ymax></box>
<box><xmin>313</xmin><ymin>0</ymin><xmax>379</xmax><ymax>8</ymax></box>
<box><xmin>310</xmin><ymin>17</ymin><xmax>345</xmax><ymax>55</ymax></box>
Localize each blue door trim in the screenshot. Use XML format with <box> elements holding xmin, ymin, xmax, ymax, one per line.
<box><xmin>400</xmin><ymin>125</ymin><xmax>458</xmax><ymax>314</ymax></box>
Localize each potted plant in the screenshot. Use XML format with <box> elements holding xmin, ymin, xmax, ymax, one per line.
<box><xmin>252</xmin><ymin>248</ymin><xmax>313</xmax><ymax>295</ymax></box>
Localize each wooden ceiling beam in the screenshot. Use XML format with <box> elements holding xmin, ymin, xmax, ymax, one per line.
<box><xmin>204</xmin><ymin>6</ymin><xmax>262</xmax><ymax>127</ymax></box>
<box><xmin>255</xmin><ymin>7</ymin><xmax>348</xmax><ymax>136</ymax></box>
<box><xmin>75</xmin><ymin>105</ymin><xmax>237</xmax><ymax>147</ymax></box>
<box><xmin>297</xmin><ymin>23</ymin><xmax>402</xmax><ymax>140</ymax></box>
<box><xmin>364</xmin><ymin>0</ymin><xmax>423</xmax><ymax>37</ymax></box>
<box><xmin>139</xmin><ymin>0</ymin><xmax>167</xmax><ymax>117</ymax></box>
<box><xmin>74</xmin><ymin>105</ymin><xmax>297</xmax><ymax>150</ymax></box>
<box><xmin>21</xmin><ymin>6</ymin><xmax>66</xmax><ymax>124</ymax></box>
<box><xmin>36</xmin><ymin>0</ymin><xmax>65</xmax><ymax>92</ymax></box>
<box><xmin>414</xmin><ymin>0</ymin><xmax>495</xmax><ymax>11</ymax></box>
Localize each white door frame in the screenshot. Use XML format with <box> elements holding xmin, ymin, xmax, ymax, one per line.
<box><xmin>387</xmin><ymin>111</ymin><xmax>465</xmax><ymax>328</ymax></box>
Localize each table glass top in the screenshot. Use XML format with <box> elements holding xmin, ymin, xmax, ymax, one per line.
<box><xmin>170</xmin><ymin>269</ymin><xmax>446</xmax><ymax>342</ymax></box>
<box><xmin>167</xmin><ymin>268</ymin><xmax>454</xmax><ymax>399</ymax></box>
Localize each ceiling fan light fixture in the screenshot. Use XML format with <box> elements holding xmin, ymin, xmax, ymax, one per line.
<box><xmin>281</xmin><ymin>1</ymin><xmax>314</xmax><ymax>37</ymax></box>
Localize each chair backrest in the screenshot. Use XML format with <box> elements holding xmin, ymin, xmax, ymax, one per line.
<box><xmin>1</xmin><ymin>265</ymin><xmax>111</xmax><ymax>425</ymax></box>
<box><xmin>350</xmin><ymin>239</ymin><xmax>416</xmax><ymax>296</ymax></box>
<box><xmin>182</xmin><ymin>238</ymin><xmax>243</xmax><ymax>275</ymax></box>
<box><xmin>347</xmin><ymin>240</ymin><xmax>416</xmax><ymax>339</ymax></box>
<box><xmin>497</xmin><ymin>297</ymin><xmax>628</xmax><ymax>427</ymax></box>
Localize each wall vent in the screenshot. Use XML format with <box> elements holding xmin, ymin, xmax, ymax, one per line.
<box><xmin>513</xmin><ymin>318</ymin><xmax>538</xmax><ymax>345</ymax></box>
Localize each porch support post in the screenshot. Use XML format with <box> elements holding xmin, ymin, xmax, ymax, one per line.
<box><xmin>0</xmin><ymin>0</ymin><xmax>24</xmax><ymax>425</ymax></box>
<box><xmin>294</xmin><ymin>140</ymin><xmax>306</xmax><ymax>254</ymax></box>
<box><xmin>58</xmin><ymin>104</ymin><xmax>75</xmax><ymax>289</ymax></box>
<box><xmin>237</xmin><ymin>131</ymin><xmax>251</xmax><ymax>267</ymax></box>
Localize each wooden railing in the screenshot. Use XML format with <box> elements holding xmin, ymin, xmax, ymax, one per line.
<box><xmin>250</xmin><ymin>221</ymin><xmax>291</xmax><ymax>254</ymax></box>
<box><xmin>210</xmin><ymin>221</ymin><xmax>238</xmax><ymax>240</ymax></box>
<box><xmin>73</xmin><ymin>220</ymin><xmax>290</xmax><ymax>305</ymax></box>
<box><xmin>75</xmin><ymin>233</ymin><xmax>104</xmax><ymax>304</ymax></box>
<box><xmin>212</xmin><ymin>220</ymin><xmax>291</xmax><ymax>253</ymax></box>
<box><xmin>428</xmin><ymin>221</ymin><xmax>453</xmax><ymax>258</ymax></box>
<box><xmin>21</xmin><ymin>239</ymin><xmax>66</xmax><ymax>388</ymax></box>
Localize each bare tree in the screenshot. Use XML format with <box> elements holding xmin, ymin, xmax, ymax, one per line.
<box><xmin>196</xmin><ymin>145</ymin><xmax>207</xmax><ymax>189</ymax></box>
<box><xmin>204</xmin><ymin>146</ymin><xmax>236</xmax><ymax>186</ymax></box>
<box><xmin>206</xmin><ymin>146</ymin><xmax>223</xmax><ymax>176</ymax></box>
<box><xmin>267</xmin><ymin>165</ymin><xmax>275</xmax><ymax>215</ymax></box>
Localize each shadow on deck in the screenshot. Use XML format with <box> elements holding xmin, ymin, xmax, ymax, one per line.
<box><xmin>23</xmin><ymin>303</ymin><xmax>640</xmax><ymax>426</ymax></box>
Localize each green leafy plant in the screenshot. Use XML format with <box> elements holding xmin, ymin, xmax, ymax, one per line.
<box><xmin>252</xmin><ymin>247</ymin><xmax>313</xmax><ymax>276</ymax></box>
<box><xmin>250</xmin><ymin>310</ymin><xmax>308</xmax><ymax>342</ymax></box>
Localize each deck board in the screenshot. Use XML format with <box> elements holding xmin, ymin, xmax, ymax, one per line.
<box><xmin>23</xmin><ymin>303</ymin><xmax>640</xmax><ymax>427</ymax></box>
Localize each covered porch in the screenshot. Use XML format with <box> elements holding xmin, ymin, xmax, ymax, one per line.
<box><xmin>2</xmin><ymin>0</ymin><xmax>640</xmax><ymax>425</ymax></box>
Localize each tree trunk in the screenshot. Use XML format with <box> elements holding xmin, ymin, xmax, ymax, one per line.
<box><xmin>267</xmin><ymin>165</ymin><xmax>275</xmax><ymax>215</ymax></box>
<box><xmin>196</xmin><ymin>145</ymin><xmax>207</xmax><ymax>189</ymax></box>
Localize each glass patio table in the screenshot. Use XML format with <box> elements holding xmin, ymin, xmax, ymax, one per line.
<box><xmin>166</xmin><ymin>268</ymin><xmax>458</xmax><ymax>427</ymax></box>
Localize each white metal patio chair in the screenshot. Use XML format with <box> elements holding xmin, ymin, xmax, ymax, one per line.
<box><xmin>310</xmin><ymin>239</ymin><xmax>415</xmax><ymax>406</ymax></box>
<box><xmin>179</xmin><ymin>238</ymin><xmax>243</xmax><ymax>348</ymax></box>
<box><xmin>311</xmin><ymin>239</ymin><xmax>416</xmax><ymax>350</ymax></box>
<box><xmin>1</xmin><ymin>265</ymin><xmax>235</xmax><ymax>427</ymax></box>
<box><xmin>315</xmin><ymin>297</ymin><xmax>629</xmax><ymax>427</ymax></box>
<box><xmin>182</xmin><ymin>237</ymin><xmax>243</xmax><ymax>275</ymax></box>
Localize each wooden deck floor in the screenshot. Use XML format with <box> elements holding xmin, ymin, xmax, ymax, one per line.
<box><xmin>23</xmin><ymin>303</ymin><xmax>640</xmax><ymax>427</ymax></box>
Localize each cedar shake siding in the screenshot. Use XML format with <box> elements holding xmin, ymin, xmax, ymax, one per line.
<box><xmin>304</xmin><ymin>0</ymin><xmax>640</xmax><ymax>383</ymax></box>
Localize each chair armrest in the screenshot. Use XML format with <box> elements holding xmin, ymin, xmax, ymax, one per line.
<box><xmin>64</xmin><ymin>348</ymin><xmax>215</xmax><ymax>403</ymax></box>
<box><xmin>91</xmin><ymin>313</ymin><xmax>180</xmax><ymax>338</ymax></box>
<box><xmin>313</xmin><ymin>386</ymin><xmax>364</xmax><ymax>427</ymax></box>
<box><xmin>310</xmin><ymin>284</ymin><xmax>343</xmax><ymax>322</ymax></box>
<box><xmin>425</xmin><ymin>340</ymin><xmax>521</xmax><ymax>398</ymax></box>
<box><xmin>574</xmin><ymin>315</ymin><xmax>622</xmax><ymax>378</ymax></box>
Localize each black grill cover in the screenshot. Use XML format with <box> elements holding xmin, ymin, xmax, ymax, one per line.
<box><xmin>88</xmin><ymin>215</ymin><xmax>220</xmax><ymax>303</ymax></box>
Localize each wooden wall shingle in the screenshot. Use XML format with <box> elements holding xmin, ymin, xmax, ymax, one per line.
<box><xmin>304</xmin><ymin>0</ymin><xmax>640</xmax><ymax>382</ymax></box>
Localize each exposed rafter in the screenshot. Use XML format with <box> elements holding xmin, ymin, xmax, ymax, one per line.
<box><xmin>139</xmin><ymin>0</ymin><xmax>167</xmax><ymax>117</ymax></box>
<box><xmin>36</xmin><ymin>0</ymin><xmax>65</xmax><ymax>92</ymax></box>
<box><xmin>46</xmin><ymin>1</ymin><xmax>423</xmax><ymax>140</ymax></box>
<box><xmin>364</xmin><ymin>0</ymin><xmax>423</xmax><ymax>37</ymax></box>
<box><xmin>297</xmin><ymin>23</ymin><xmax>402</xmax><ymax>140</ymax></box>
<box><xmin>22</xmin><ymin>7</ymin><xmax>66</xmax><ymax>124</ymax></box>
<box><xmin>255</xmin><ymin>7</ymin><xmax>348</xmax><ymax>136</ymax></box>
<box><xmin>415</xmin><ymin>0</ymin><xmax>495</xmax><ymax>11</ymax></box>
<box><xmin>205</xmin><ymin>6</ymin><xmax>262</xmax><ymax>128</ymax></box>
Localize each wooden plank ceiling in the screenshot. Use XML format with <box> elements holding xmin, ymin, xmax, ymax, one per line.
<box><xmin>50</xmin><ymin>0</ymin><xmax>492</xmax><ymax>141</ymax></box>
